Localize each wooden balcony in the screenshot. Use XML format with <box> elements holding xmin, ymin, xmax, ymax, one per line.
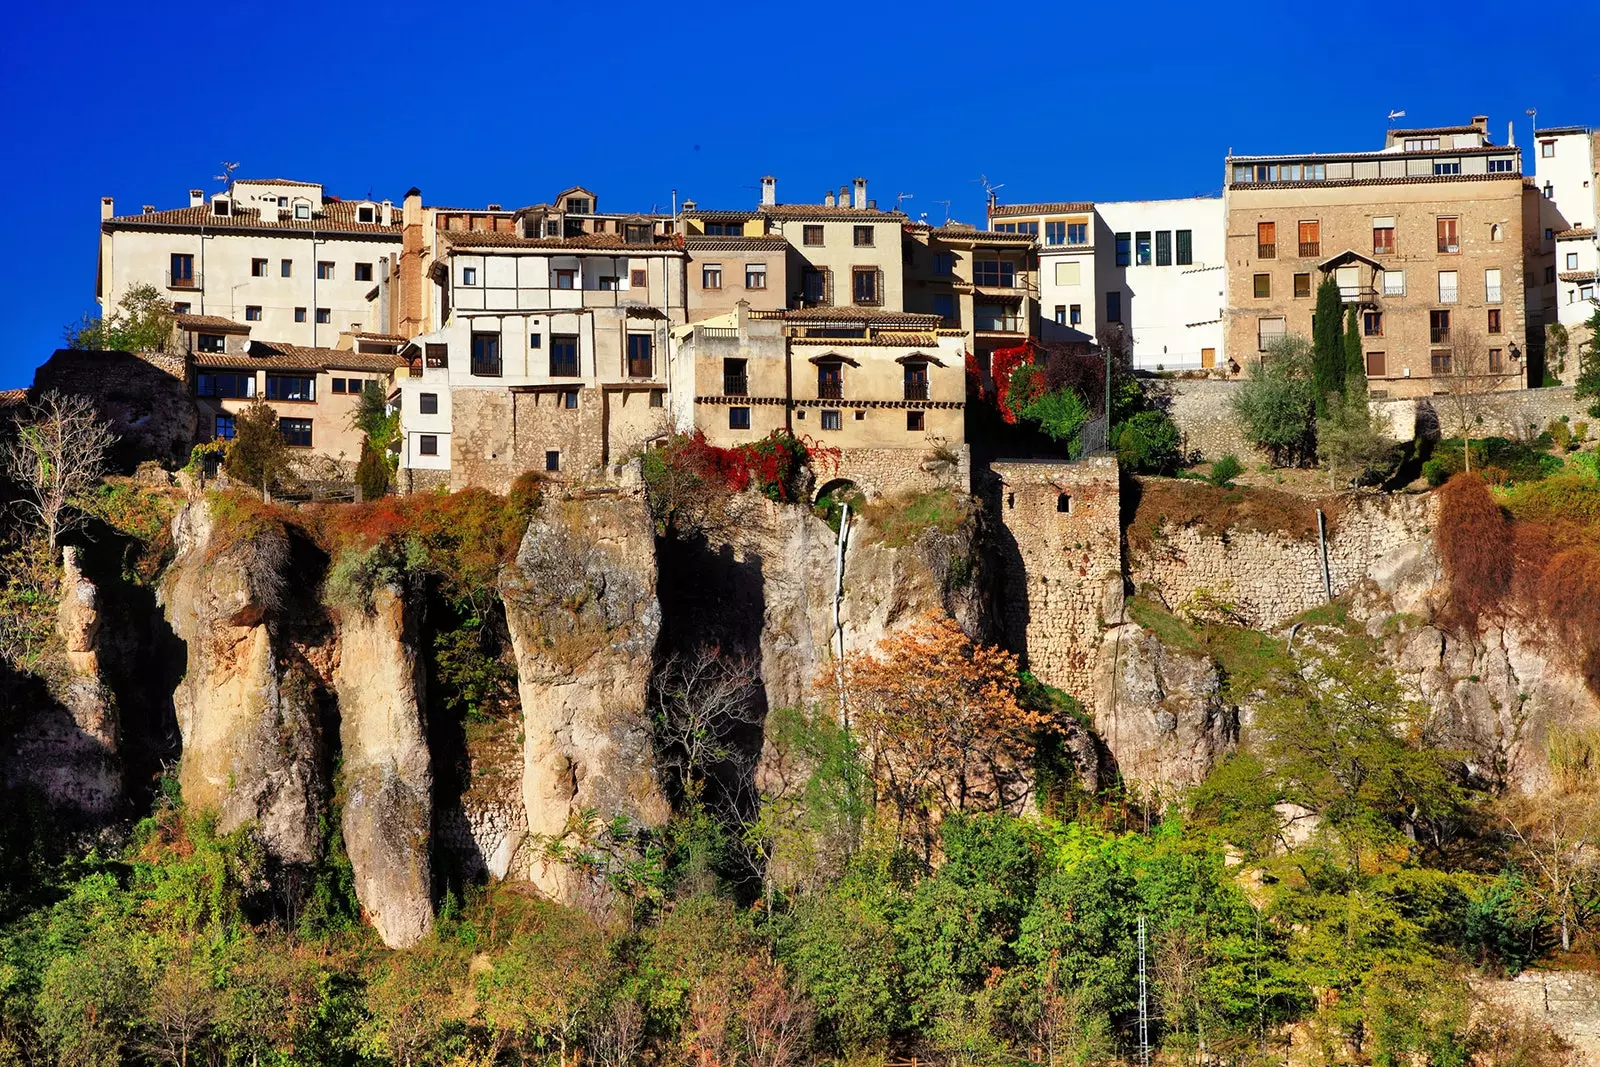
<box><xmin>723</xmin><ymin>374</ymin><xmax>748</xmax><ymax>396</ymax></box>
<box><xmin>904</xmin><ymin>380</ymin><xmax>929</xmax><ymax>401</ymax></box>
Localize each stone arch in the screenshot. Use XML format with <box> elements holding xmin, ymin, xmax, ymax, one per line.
<box><xmin>814</xmin><ymin>477</ymin><xmax>859</xmax><ymax>505</ymax></box>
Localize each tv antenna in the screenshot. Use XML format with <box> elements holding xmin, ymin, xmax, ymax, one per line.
<box><xmin>934</xmin><ymin>199</ymin><xmax>952</xmax><ymax>225</ymax></box>
<box><xmin>213</xmin><ymin>160</ymin><xmax>239</xmax><ymax>195</ymax></box>
<box><xmin>895</xmin><ymin>191</ymin><xmax>914</xmax><ymax>211</ymax></box>
<box><xmin>1386</xmin><ymin>109</ymin><xmax>1406</xmax><ymax>124</ymax></box>
<box><xmin>973</xmin><ymin>174</ymin><xmax>1005</xmax><ymax>217</ymax></box>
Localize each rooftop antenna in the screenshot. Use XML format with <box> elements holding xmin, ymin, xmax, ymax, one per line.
<box><xmin>1387</xmin><ymin>109</ymin><xmax>1406</xmax><ymax>125</ymax></box>
<box><xmin>895</xmin><ymin>191</ymin><xmax>914</xmax><ymax>212</ymax></box>
<box><xmin>213</xmin><ymin>160</ymin><xmax>239</xmax><ymax>196</ymax></box>
<box><xmin>934</xmin><ymin>199</ymin><xmax>952</xmax><ymax>225</ymax></box>
<box><xmin>973</xmin><ymin>174</ymin><xmax>1005</xmax><ymax>219</ymax></box>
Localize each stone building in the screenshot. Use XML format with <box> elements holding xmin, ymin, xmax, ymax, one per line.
<box><xmin>903</xmin><ymin>223</ymin><xmax>1038</xmax><ymax>366</ymax></box>
<box><xmin>678</xmin><ymin>303</ymin><xmax>969</xmax><ymax>498</ymax></box>
<box><xmin>1224</xmin><ymin>116</ymin><xmax>1537</xmax><ymax>396</ymax></box>
<box><xmin>99</xmin><ymin>179</ymin><xmax>402</xmax><ymax>349</ymax></box>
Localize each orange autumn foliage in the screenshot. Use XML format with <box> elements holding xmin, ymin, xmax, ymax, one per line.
<box><xmin>1435</xmin><ymin>473</ymin><xmax>1513</xmax><ymax>630</ymax></box>
<box><xmin>824</xmin><ymin>614</ymin><xmax>1056</xmax><ymax>842</ymax></box>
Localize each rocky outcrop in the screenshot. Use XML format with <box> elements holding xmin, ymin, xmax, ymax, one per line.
<box><xmin>159</xmin><ymin>502</ymin><xmax>325</xmax><ymax>864</ymax></box>
<box><xmin>1092</xmin><ymin>622</ymin><xmax>1235</xmax><ymax>799</ymax></box>
<box><xmin>501</xmin><ymin>492</ymin><xmax>670</xmax><ymax>901</ymax></box>
<box><xmin>332</xmin><ymin>587</ymin><xmax>433</xmax><ymax>948</ymax></box>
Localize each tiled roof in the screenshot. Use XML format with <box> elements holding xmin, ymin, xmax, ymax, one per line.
<box><xmin>105</xmin><ymin>200</ymin><xmax>401</xmax><ymax>235</ymax></box>
<box><xmin>348</xmin><ymin>331</ymin><xmax>409</xmax><ymax>343</ymax></box>
<box><xmin>1558</xmin><ymin>270</ymin><xmax>1598</xmax><ymax>283</ymax></box>
<box><xmin>761</xmin><ymin>307</ymin><xmax>943</xmax><ymax>326</ymax></box>
<box><xmin>441</xmin><ymin>230</ymin><xmax>682</xmax><ymax>252</ymax></box>
<box><xmin>1554</xmin><ymin>227</ymin><xmax>1596</xmax><ymax>239</ymax></box>
<box><xmin>197</xmin><ymin>342</ymin><xmax>408</xmax><ymax>374</ymax></box>
<box><xmin>1230</xmin><ymin>172</ymin><xmax>1522</xmax><ymax>191</ymax></box>
<box><xmin>685</xmin><ymin>210</ymin><xmax>760</xmax><ymax>221</ymax></box>
<box><xmin>789</xmin><ymin>333</ymin><xmax>940</xmax><ymax>347</ymax></box>
<box><xmin>174</xmin><ymin>314</ymin><xmax>250</xmax><ymax>333</ymax></box>
<box><xmin>0</xmin><ymin>388</ymin><xmax>28</xmax><ymax>408</ymax></box>
<box><xmin>684</xmin><ymin>235</ymin><xmax>790</xmax><ymax>251</ymax></box>
<box><xmin>760</xmin><ymin>204</ymin><xmax>905</xmax><ymax>220</ymax></box>
<box><xmin>930</xmin><ymin>227</ymin><xmax>1036</xmax><ymax>243</ymax></box>
<box><xmin>1389</xmin><ymin>125</ymin><xmax>1486</xmax><ymax>137</ymax></box>
<box><xmin>989</xmin><ymin>202</ymin><xmax>1094</xmax><ymax>217</ymax></box>
<box><xmin>237</xmin><ymin>178</ymin><xmax>321</xmax><ymax>187</ymax></box>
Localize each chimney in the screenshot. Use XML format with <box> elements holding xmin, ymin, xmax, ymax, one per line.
<box><xmin>101</xmin><ymin>196</ymin><xmax>114</xmax><ymax>220</ymax></box>
<box><xmin>1472</xmin><ymin>114</ymin><xmax>1488</xmax><ymax>133</ymax></box>
<box><xmin>189</xmin><ymin>189</ymin><xmax>204</xmax><ymax>208</ymax></box>
<box><xmin>839</xmin><ymin>185</ymin><xmax>849</xmax><ymax>207</ymax></box>
<box><xmin>400</xmin><ymin>188</ymin><xmax>425</xmax><ymax>337</ymax></box>
<box><xmin>853</xmin><ymin>177</ymin><xmax>867</xmax><ymax>209</ymax></box>
<box><xmin>380</xmin><ymin>199</ymin><xmax>393</xmax><ymax>226</ymax></box>
<box><xmin>1507</xmin><ymin>121</ymin><xmax>1515</xmax><ymax>148</ymax></box>
<box><xmin>487</xmin><ymin>203</ymin><xmax>502</xmax><ymax>211</ymax></box>
<box><xmin>824</xmin><ymin>191</ymin><xmax>836</xmax><ymax>207</ymax></box>
<box><xmin>735</xmin><ymin>298</ymin><xmax>750</xmax><ymax>340</ymax></box>
<box><xmin>682</xmin><ymin>199</ymin><xmax>697</xmax><ymax>211</ymax></box>
<box><xmin>760</xmin><ymin>175</ymin><xmax>776</xmax><ymax>207</ymax></box>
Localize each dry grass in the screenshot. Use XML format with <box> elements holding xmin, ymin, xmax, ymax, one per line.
<box><xmin>1128</xmin><ymin>477</ymin><xmax>1341</xmax><ymax>554</ymax></box>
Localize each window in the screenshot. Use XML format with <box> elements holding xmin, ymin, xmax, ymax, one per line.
<box><xmin>1541</xmin><ymin>140</ymin><xmax>1555</xmax><ymax>158</ymax></box>
<box><xmin>196</xmin><ymin>372</ymin><xmax>255</xmax><ymax>398</ymax></box>
<box><xmin>723</xmin><ymin>358</ymin><xmax>749</xmax><ymax>396</ymax></box>
<box><xmin>1054</xmin><ymin>305</ymin><xmax>1066</xmax><ymax>325</ymax></box>
<box><xmin>317</xmin><ymin>261</ymin><xmax>334</xmax><ymax>280</ymax></box>
<box><xmin>251</xmin><ymin>258</ymin><xmax>268</xmax><ymax>277</ymax></box>
<box><xmin>976</xmin><ymin>304</ymin><xmax>1020</xmax><ymax>331</ymax></box>
<box><xmin>530</xmin><ymin>333</ymin><xmax>542</xmax><ymax>349</ymax></box>
<box><xmin>1293</xmin><ymin>273</ymin><xmax>1311</xmax><ymax>298</ymax></box>
<box><xmin>331</xmin><ymin>378</ymin><xmax>348</xmax><ymax>394</ymax></box>
<box><xmin>1567</xmin><ymin>252</ymin><xmax>1580</xmax><ymax>271</ymax></box>
<box><xmin>550</xmin><ymin>335</ymin><xmax>579</xmax><ymax>377</ymax></box>
<box><xmin>565</xmin><ymin>196</ymin><xmax>591</xmax><ymax>215</ymax></box>
<box><xmin>277</xmin><ymin>196</ymin><xmax>287</xmax><ymax>208</ymax></box>
<box><xmin>745</xmin><ymin>262</ymin><xmax>767</xmax><ymax>289</ymax></box>
<box><xmin>803</xmin><ymin>267</ymin><xmax>830</xmax><ymax>304</ymax></box>
<box><xmin>1382</xmin><ymin>270</ymin><xmax>1405</xmax><ymax>296</ymax></box>
<box><xmin>1437</xmin><ymin>216</ymin><xmax>1459</xmax><ymax>253</ymax></box>
<box><xmin>1433</xmin><ymin>159</ymin><xmax>1461</xmax><ymax>176</ymax></box>
<box><xmin>820</xmin><ymin>409</ymin><xmax>842</xmax><ymax>431</ymax></box>
<box><xmin>1045</xmin><ymin>221</ymin><xmax>1066</xmax><ymax>246</ymax></box>
<box><xmin>1135</xmin><ymin>231</ymin><xmax>1152</xmax><ymax>265</ymax></box>
<box><xmin>280</xmin><ymin>259</ymin><xmax>292</xmax><ymax>277</ymax></box>
<box><xmin>1363</xmin><ymin>311</ymin><xmax>1383</xmax><ymax>336</ymax></box>
<box><xmin>545</xmin><ymin>220</ymin><xmax>560</xmax><ymax>236</ymax></box>
<box><xmin>803</xmin><ymin>225</ymin><xmax>824</xmax><ymax>246</ymax></box>
<box><xmin>702</xmin><ymin>264</ymin><xmax>723</xmax><ymax>289</ymax></box>
<box><xmin>245</xmin><ymin>305</ymin><xmax>262</xmax><ymax>321</ymax></box>
<box><xmin>1298</xmin><ymin>221</ymin><xmax>1320</xmax><ymax>257</ymax></box>
<box><xmin>1253</xmin><ymin>273</ymin><xmax>1271</xmax><ymax>298</ymax></box>
<box><xmin>932</xmin><ymin>253</ymin><xmax>953</xmax><ymax>275</ymax></box>
<box><xmin>627</xmin><ymin>333</ymin><xmax>654</xmax><ymax>377</ymax></box>
<box><xmin>1057</xmin><ymin>494</ymin><xmax>1072</xmax><ymax>514</ymax></box>
<box><xmin>1115</xmin><ymin>232</ymin><xmax>1131</xmax><ymax>267</ymax></box>
<box><xmin>1403</xmin><ymin>137</ymin><xmax>1440</xmax><ymax>152</ymax></box>
<box><xmin>853</xmin><ymin>225</ymin><xmax>874</xmax><ymax>247</ymax></box>
<box><xmin>1366</xmin><ymin>351</ymin><xmax>1386</xmax><ymax>377</ymax></box>
<box><xmin>1488</xmin><ymin>308</ymin><xmax>1502</xmax><ymax>334</ymax></box>
<box><xmin>1070</xmin><ymin>304</ymin><xmax>1081</xmax><ymax>326</ymax></box>
<box><xmin>1257</xmin><ymin>221</ymin><xmax>1276</xmax><ymax>258</ymax></box>
<box><xmin>295</xmin><ymin>307</ymin><xmax>307</xmax><ymax>322</ymax></box>
<box><xmin>1545</xmin><ymin>266</ymin><xmax>1557</xmax><ymax>284</ymax></box>
<box><xmin>729</xmin><ymin>407</ymin><xmax>751</xmax><ymax>430</ymax></box>
<box><xmin>425</xmin><ymin>343</ymin><xmax>447</xmax><ymax>368</ymax></box>
<box><xmin>1429</xmin><ymin>309</ymin><xmax>1451</xmax><ymax>344</ymax></box>
<box><xmin>214</xmin><ymin>414</ymin><xmax>236</xmax><ymax>440</ymax></box>
<box><xmin>170</xmin><ymin>253</ymin><xmax>194</xmax><ymax>286</ymax></box>
<box><xmin>294</xmin><ymin>202</ymin><xmax>311</xmax><ymax>220</ymax></box>
<box><xmin>1431</xmin><ymin>350</ymin><xmax>1452</xmax><ymax>375</ymax></box>
<box><xmin>1438</xmin><ymin>270</ymin><xmax>1458</xmax><ymax>303</ymax></box>
<box><xmin>315</xmin><ymin>308</ymin><xmax>331</xmax><ymax>324</ymax></box>
<box><xmin>907</xmin><ymin>410</ymin><xmax>925</xmax><ymax>432</ymax></box>
<box><xmin>1257</xmin><ymin>316</ymin><xmax>1287</xmax><ymax>351</ymax></box>
<box><xmin>420</xmin><ymin>392</ymin><xmax>439</xmax><ymax>414</ymax></box>
<box><xmin>932</xmin><ymin>293</ymin><xmax>956</xmax><ymax>323</ymax></box>
<box><xmin>1070</xmin><ymin>222</ymin><xmax>1089</xmax><ymax>245</ymax></box>
<box><xmin>1106</xmin><ymin>292</ymin><xmax>1122</xmax><ymax>323</ymax></box>
<box><xmin>358</xmin><ymin>205</ymin><xmax>375</xmax><ymax>223</ymax></box>
<box><xmin>974</xmin><ymin>261</ymin><xmax>1016</xmax><ymax>287</ymax></box>
<box><xmin>1055</xmin><ymin>261</ymin><xmax>1081</xmax><ymax>286</ymax></box>
<box><xmin>279</xmin><ymin>418</ymin><xmax>313</xmax><ymax>447</ymax></box>
<box><xmin>1373</xmin><ymin>216</ymin><xmax>1396</xmax><ymax>255</ymax></box>
<box><xmin>212</xmin><ymin>199</ymin><xmax>230</xmax><ymax>217</ymax></box>
<box><xmin>555</xmin><ymin>269</ymin><xmax>575</xmax><ymax>289</ymax></box>
<box><xmin>561</xmin><ymin>390</ymin><xmax>579</xmax><ymax>409</ymax></box>
<box><xmin>172</xmin><ymin>302</ymin><xmax>190</xmax><ymax>314</ymax></box>
<box><xmin>852</xmin><ymin>268</ymin><xmax>881</xmax><ymax>305</ymax></box>
<box><xmin>355</xmin><ymin>262</ymin><xmax>373</xmax><ymax>282</ymax></box>
<box><xmin>904</xmin><ymin>361</ymin><xmax>929</xmax><ymax>400</ymax></box>
<box><xmin>624</xmin><ymin>223</ymin><xmax>650</xmax><ymax>244</ymax></box>
<box><xmin>817</xmin><ymin>361</ymin><xmax>844</xmax><ymax>399</ymax></box>
<box><xmin>471</xmin><ymin>332</ymin><xmax>502</xmax><ymax>376</ymax></box>
<box><xmin>462</xmin><ymin>266</ymin><xmax>478</xmax><ymax>286</ymax></box>
<box><xmin>197</xmin><ymin>333</ymin><xmax>226</xmax><ymax>353</ymax></box>
<box><xmin>419</xmin><ymin>434</ymin><xmax>438</xmax><ymax>456</ymax></box>
<box><xmin>1489</xmin><ymin>348</ymin><xmax>1504</xmax><ymax>373</ymax></box>
<box><xmin>1155</xmin><ymin>230</ymin><xmax>1172</xmax><ymax>266</ymax></box>
<box><xmin>1485</xmin><ymin>268</ymin><xmax>1502</xmax><ymax>303</ymax></box>
<box><xmin>545</xmin><ymin>450</ymin><xmax>561</xmax><ymax>472</ymax></box>
<box><xmin>597</xmin><ymin>276</ymin><xmax>617</xmax><ymax>291</ymax></box>
<box><xmin>1488</xmin><ymin>158</ymin><xmax>1515</xmax><ymax>173</ymax></box>
<box><xmin>631</xmin><ymin>268</ymin><xmax>647</xmax><ymax>287</ymax></box>
<box><xmin>650</xmin><ymin>390</ymin><xmax>664</xmax><ymax>408</ymax></box>
<box><xmin>266</xmin><ymin>375</ymin><xmax>315</xmax><ymax>401</ymax></box>
<box><xmin>1175</xmin><ymin>229</ymin><xmax>1192</xmax><ymax>265</ymax></box>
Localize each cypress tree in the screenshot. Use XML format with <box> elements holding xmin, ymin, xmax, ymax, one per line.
<box><xmin>1312</xmin><ymin>276</ymin><xmax>1345</xmax><ymax>415</ymax></box>
<box><xmin>1344</xmin><ymin>305</ymin><xmax>1366</xmax><ymax>396</ymax></box>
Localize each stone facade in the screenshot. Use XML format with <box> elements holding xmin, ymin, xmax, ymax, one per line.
<box><xmin>32</xmin><ymin>349</ymin><xmax>196</xmax><ymax>469</ymax></box>
<box><xmin>447</xmin><ymin>385</ymin><xmax>660</xmax><ymax>493</ymax></box>
<box><xmin>988</xmin><ymin>456</ymin><xmax>1123</xmax><ymax>705</ymax></box>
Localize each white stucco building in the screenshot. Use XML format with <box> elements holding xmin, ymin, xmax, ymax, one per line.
<box><xmin>1534</xmin><ymin>126</ymin><xmax>1600</xmax><ymax>339</ymax></box>
<box><xmin>99</xmin><ymin>179</ymin><xmax>402</xmax><ymax>349</ymax></box>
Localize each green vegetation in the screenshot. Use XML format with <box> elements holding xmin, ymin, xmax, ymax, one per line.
<box><xmin>857</xmin><ymin>489</ymin><xmax>967</xmax><ymax>549</ymax></box>
<box><xmin>1231</xmin><ymin>333</ymin><xmax>1317</xmax><ymax>467</ymax></box>
<box><xmin>1312</xmin><ymin>276</ymin><xmax>1346</xmax><ymax>416</ymax></box>
<box><xmin>62</xmin><ymin>283</ymin><xmax>176</xmax><ymax>354</ymax></box>
<box><xmin>1204</xmin><ymin>454</ymin><xmax>1241</xmax><ymax>488</ymax></box>
<box><xmin>1110</xmin><ymin>408</ymin><xmax>1184</xmax><ymax>475</ymax></box>
<box><xmin>222</xmin><ymin>397</ymin><xmax>295</xmax><ymax>495</ymax></box>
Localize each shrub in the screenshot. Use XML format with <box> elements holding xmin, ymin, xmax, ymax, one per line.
<box><xmin>1568</xmin><ymin>451</ymin><xmax>1600</xmax><ymax>481</ymax></box>
<box><xmin>1423</xmin><ymin>458</ymin><xmax>1450</xmax><ymax>487</ymax></box>
<box><xmin>223</xmin><ymin>398</ymin><xmax>294</xmax><ymax>494</ymax></box>
<box><xmin>1435</xmin><ymin>474</ymin><xmax>1512</xmax><ymax>628</ymax></box>
<box><xmin>1547</xmin><ymin>419</ymin><xmax>1571</xmax><ymax>453</ymax></box>
<box><xmin>1112</xmin><ymin>409</ymin><xmax>1184</xmax><ymax>474</ymax></box>
<box><xmin>354</xmin><ymin>439</ymin><xmax>390</xmax><ymax>501</ymax></box>
<box><xmin>641</xmin><ymin>430</ymin><xmax>832</xmax><ymax>536</ymax></box>
<box><xmin>859</xmin><ymin>490</ymin><xmax>967</xmax><ymax>549</ymax></box>
<box><xmin>1231</xmin><ymin>334</ymin><xmax>1317</xmax><ymax>467</ymax></box>
<box><xmin>1206</xmin><ymin>454</ymin><xmax>1242</xmax><ymax>488</ymax></box>
<box><xmin>1573</xmin><ymin>420</ymin><xmax>1589</xmax><ymax>444</ymax></box>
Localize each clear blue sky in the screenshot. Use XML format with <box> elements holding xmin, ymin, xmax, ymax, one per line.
<box><xmin>2</xmin><ymin>0</ymin><xmax>1592</xmax><ymax>388</ymax></box>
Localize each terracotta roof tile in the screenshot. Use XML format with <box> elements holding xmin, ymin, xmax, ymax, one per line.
<box><xmin>684</xmin><ymin>235</ymin><xmax>790</xmax><ymax>251</ymax></box>
<box><xmin>441</xmin><ymin>230</ymin><xmax>682</xmax><ymax>252</ymax></box>
<box><xmin>105</xmin><ymin>200</ymin><xmax>401</xmax><ymax>236</ymax></box>
<box><xmin>930</xmin><ymin>227</ymin><xmax>1036</xmax><ymax>243</ymax></box>
<box><xmin>174</xmin><ymin>314</ymin><xmax>251</xmax><ymax>333</ymax></box>
<box><xmin>1558</xmin><ymin>270</ymin><xmax>1598</xmax><ymax>283</ymax></box>
<box><xmin>760</xmin><ymin>204</ymin><xmax>905</xmax><ymax>221</ymax></box>
<box><xmin>989</xmin><ymin>202</ymin><xmax>1094</xmax><ymax>217</ymax></box>
<box><xmin>1554</xmin><ymin>227</ymin><xmax>1595</xmax><ymax>239</ymax></box>
<box><xmin>237</xmin><ymin>177</ymin><xmax>322</xmax><ymax>187</ymax></box>
<box><xmin>0</xmin><ymin>388</ymin><xmax>28</xmax><ymax>408</ymax></box>
<box><xmin>196</xmin><ymin>342</ymin><xmax>408</xmax><ymax>374</ymax></box>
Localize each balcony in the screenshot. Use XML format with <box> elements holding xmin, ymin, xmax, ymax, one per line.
<box><xmin>723</xmin><ymin>373</ymin><xmax>748</xmax><ymax>396</ymax></box>
<box><xmin>817</xmin><ymin>381</ymin><xmax>844</xmax><ymax>400</ymax></box>
<box><xmin>1439</xmin><ymin>287</ymin><xmax>1459</xmax><ymax>305</ymax></box>
<box><xmin>1258</xmin><ymin>243</ymin><xmax>1276</xmax><ymax>259</ymax></box>
<box><xmin>1487</xmin><ymin>286</ymin><xmax>1503</xmax><ymax>303</ymax></box>
<box><xmin>904</xmin><ymin>380</ymin><xmax>929</xmax><ymax>401</ymax></box>
<box><xmin>1338</xmin><ymin>285</ymin><xmax>1380</xmax><ymax>306</ymax></box>
<box><xmin>166</xmin><ymin>271</ymin><xmax>201</xmax><ymax>290</ymax></box>
<box><xmin>696</xmin><ymin>326</ymin><xmax>739</xmax><ymax>341</ymax></box>
<box><xmin>1437</xmin><ymin>239</ymin><xmax>1460</xmax><ymax>254</ymax></box>
<box><xmin>1431</xmin><ymin>327</ymin><xmax>1451</xmax><ymax>344</ymax></box>
<box><xmin>1299</xmin><ymin>242</ymin><xmax>1320</xmax><ymax>257</ymax></box>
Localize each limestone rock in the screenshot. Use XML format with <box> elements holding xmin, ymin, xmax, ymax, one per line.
<box><xmin>159</xmin><ymin>501</ymin><xmax>324</xmax><ymax>865</ymax></box>
<box><xmin>333</xmin><ymin>586</ymin><xmax>433</xmax><ymax>948</ymax></box>
<box><xmin>1092</xmin><ymin>623</ymin><xmax>1236</xmax><ymax>799</ymax></box>
<box><xmin>501</xmin><ymin>492</ymin><xmax>670</xmax><ymax>902</ymax></box>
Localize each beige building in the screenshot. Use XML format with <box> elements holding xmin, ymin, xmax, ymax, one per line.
<box><xmin>100</xmin><ymin>179</ymin><xmax>402</xmax><ymax>349</ymax></box>
<box><xmin>903</xmin><ymin>223</ymin><xmax>1038</xmax><ymax>366</ymax></box>
<box><xmin>682</xmin><ymin>232</ymin><xmax>791</xmax><ymax>318</ymax></box>
<box><xmin>1225</xmin><ymin>116</ymin><xmax>1536</xmax><ymax>396</ymax></box>
<box><xmin>680</xmin><ymin>304</ymin><xmax>968</xmax><ymax>498</ymax></box>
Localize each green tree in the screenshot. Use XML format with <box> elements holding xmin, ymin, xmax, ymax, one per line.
<box><xmin>478</xmin><ymin>900</ymin><xmax>614</xmax><ymax>1066</ymax></box>
<box><xmin>1317</xmin><ymin>391</ymin><xmax>1393</xmax><ymax>488</ymax></box>
<box><xmin>1343</xmin><ymin>305</ymin><xmax>1366</xmax><ymax>396</ymax></box>
<box><xmin>1575</xmin><ymin>305</ymin><xmax>1600</xmax><ymax>418</ymax></box>
<box><xmin>64</xmin><ymin>284</ymin><xmax>176</xmax><ymax>353</ymax></box>
<box><xmin>1112</xmin><ymin>409</ymin><xmax>1184</xmax><ymax>474</ymax></box>
<box><xmin>1312</xmin><ymin>276</ymin><xmax>1346</xmax><ymax>416</ymax></box>
<box><xmin>1231</xmin><ymin>333</ymin><xmax>1317</xmax><ymax>467</ymax></box>
<box><xmin>1007</xmin><ymin>365</ymin><xmax>1092</xmax><ymax>453</ymax></box>
<box><xmin>223</xmin><ymin>397</ymin><xmax>294</xmax><ymax>495</ymax></box>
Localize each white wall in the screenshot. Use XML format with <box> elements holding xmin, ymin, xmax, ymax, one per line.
<box><xmin>395</xmin><ymin>378</ymin><xmax>451</xmax><ymax>471</ymax></box>
<box><xmin>1093</xmin><ymin>198</ymin><xmax>1226</xmax><ymax>369</ymax></box>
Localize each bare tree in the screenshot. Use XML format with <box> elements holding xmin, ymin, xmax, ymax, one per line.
<box><xmin>1436</xmin><ymin>324</ymin><xmax>1513</xmax><ymax>473</ymax></box>
<box><xmin>1</xmin><ymin>391</ymin><xmax>116</xmax><ymax>555</ymax></box>
<box><xmin>137</xmin><ymin>944</ymin><xmax>220</xmax><ymax>1067</ymax></box>
<box><xmin>588</xmin><ymin>998</ymin><xmax>645</xmax><ymax>1067</ymax></box>
<box><xmin>649</xmin><ymin>645</ymin><xmax>763</xmax><ymax>803</ymax></box>
<box><xmin>1499</xmin><ymin>736</ymin><xmax>1600</xmax><ymax>952</ymax></box>
<box><xmin>741</xmin><ymin>959</ymin><xmax>814</xmax><ymax>1067</ymax></box>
